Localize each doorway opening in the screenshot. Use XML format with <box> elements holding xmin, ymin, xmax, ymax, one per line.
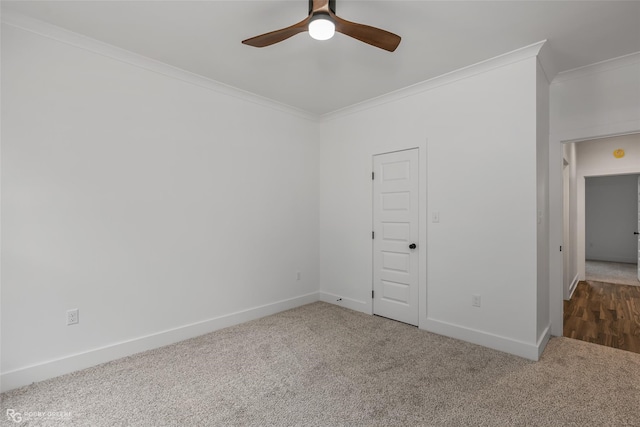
<box><xmin>561</xmin><ymin>134</ymin><xmax>640</xmax><ymax>353</ymax></box>
<box><xmin>584</xmin><ymin>173</ymin><xmax>640</xmax><ymax>286</ymax></box>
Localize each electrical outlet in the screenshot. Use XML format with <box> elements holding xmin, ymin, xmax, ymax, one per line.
<box><xmin>472</xmin><ymin>295</ymin><xmax>481</xmax><ymax>308</ymax></box>
<box><xmin>67</xmin><ymin>309</ymin><xmax>79</xmax><ymax>325</ymax></box>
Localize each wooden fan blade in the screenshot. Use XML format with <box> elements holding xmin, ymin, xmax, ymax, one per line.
<box><xmin>331</xmin><ymin>12</ymin><xmax>401</xmax><ymax>52</ymax></box>
<box><xmin>242</xmin><ymin>16</ymin><xmax>311</xmax><ymax>47</ymax></box>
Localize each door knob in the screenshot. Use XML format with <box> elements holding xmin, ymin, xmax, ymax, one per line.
<box><xmin>409</xmin><ymin>243</ymin><xmax>417</xmax><ymax>249</ymax></box>
<box><xmin>635</xmin><ymin>232</ymin><xmax>639</xmax><ymax>235</ymax></box>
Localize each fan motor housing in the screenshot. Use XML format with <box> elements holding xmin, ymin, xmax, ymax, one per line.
<box><xmin>309</xmin><ymin>0</ymin><xmax>336</xmax><ymax>14</ymax></box>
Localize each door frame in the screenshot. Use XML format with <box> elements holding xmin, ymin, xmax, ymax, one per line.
<box><xmin>577</xmin><ymin>168</ymin><xmax>640</xmax><ymax>283</ymax></box>
<box><xmin>549</xmin><ymin>124</ymin><xmax>640</xmax><ymax>337</ymax></box>
<box><xmin>372</xmin><ymin>142</ymin><xmax>428</xmax><ymax>329</ymax></box>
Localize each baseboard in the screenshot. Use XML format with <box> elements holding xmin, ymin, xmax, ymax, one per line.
<box><xmin>537</xmin><ymin>325</ymin><xmax>551</xmax><ymax>359</ymax></box>
<box><xmin>568</xmin><ymin>274</ymin><xmax>579</xmax><ymax>299</ymax></box>
<box><xmin>586</xmin><ymin>256</ymin><xmax>637</xmax><ymax>264</ymax></box>
<box><xmin>319</xmin><ymin>291</ymin><xmax>370</xmax><ymax>315</ymax></box>
<box><xmin>423</xmin><ymin>318</ymin><xmax>542</xmax><ymax>361</ymax></box>
<box><xmin>1</xmin><ymin>292</ymin><xmax>320</xmax><ymax>392</ymax></box>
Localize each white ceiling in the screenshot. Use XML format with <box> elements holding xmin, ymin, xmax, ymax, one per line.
<box><xmin>3</xmin><ymin>0</ymin><xmax>640</xmax><ymax>115</ymax></box>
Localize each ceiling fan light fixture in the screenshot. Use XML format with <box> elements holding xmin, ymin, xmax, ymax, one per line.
<box><xmin>308</xmin><ymin>14</ymin><xmax>335</xmax><ymax>41</ymax></box>
<box><xmin>242</xmin><ymin>0</ymin><xmax>401</xmax><ymax>51</ymax></box>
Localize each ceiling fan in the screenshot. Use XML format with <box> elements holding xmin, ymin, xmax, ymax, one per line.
<box><xmin>242</xmin><ymin>0</ymin><xmax>401</xmax><ymax>52</ymax></box>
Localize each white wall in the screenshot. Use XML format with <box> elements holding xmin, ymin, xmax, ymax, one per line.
<box><xmin>1</xmin><ymin>22</ymin><xmax>320</xmax><ymax>390</ymax></box>
<box><xmin>320</xmin><ymin>44</ymin><xmax>548</xmax><ymax>359</ymax></box>
<box><xmin>585</xmin><ymin>174</ymin><xmax>639</xmax><ymax>263</ymax></box>
<box><xmin>548</xmin><ymin>53</ymin><xmax>640</xmax><ymax>336</ymax></box>
<box><xmin>536</xmin><ymin>60</ymin><xmax>550</xmax><ymax>345</ymax></box>
<box><xmin>550</xmin><ymin>54</ymin><xmax>640</xmax><ymax>140</ymax></box>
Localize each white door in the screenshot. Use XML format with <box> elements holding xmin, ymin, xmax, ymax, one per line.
<box><xmin>637</xmin><ymin>176</ymin><xmax>639</xmax><ymax>280</ymax></box>
<box><xmin>372</xmin><ymin>149</ymin><xmax>419</xmax><ymax>325</ymax></box>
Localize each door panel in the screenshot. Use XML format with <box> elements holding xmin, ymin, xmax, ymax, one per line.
<box><xmin>373</xmin><ymin>149</ymin><xmax>419</xmax><ymax>325</ymax></box>
<box><xmin>382</xmin><ymin>192</ymin><xmax>411</xmax><ymax>211</ymax></box>
<box><xmin>382</xmin><ymin>223</ymin><xmax>410</xmax><ymax>241</ymax></box>
<box><xmin>381</xmin><ymin>280</ymin><xmax>410</xmax><ymax>303</ymax></box>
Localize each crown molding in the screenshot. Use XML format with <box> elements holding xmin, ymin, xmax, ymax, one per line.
<box><xmin>321</xmin><ymin>40</ymin><xmax>547</xmax><ymax>122</ymax></box>
<box><xmin>536</xmin><ymin>41</ymin><xmax>558</xmax><ymax>84</ymax></box>
<box><xmin>552</xmin><ymin>51</ymin><xmax>640</xmax><ymax>84</ymax></box>
<box><xmin>1</xmin><ymin>11</ymin><xmax>320</xmax><ymax>122</ymax></box>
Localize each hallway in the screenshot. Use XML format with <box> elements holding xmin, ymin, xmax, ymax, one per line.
<box><xmin>564</xmin><ymin>280</ymin><xmax>640</xmax><ymax>353</ymax></box>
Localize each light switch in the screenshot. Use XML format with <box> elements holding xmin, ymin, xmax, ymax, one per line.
<box><xmin>432</xmin><ymin>212</ymin><xmax>440</xmax><ymax>223</ymax></box>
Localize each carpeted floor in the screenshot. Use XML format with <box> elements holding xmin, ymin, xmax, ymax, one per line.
<box><xmin>586</xmin><ymin>260</ymin><xmax>639</xmax><ymax>287</ymax></box>
<box><xmin>2</xmin><ymin>302</ymin><xmax>640</xmax><ymax>426</ymax></box>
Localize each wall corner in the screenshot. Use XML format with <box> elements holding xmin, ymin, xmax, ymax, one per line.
<box><xmin>536</xmin><ymin>40</ymin><xmax>559</xmax><ymax>84</ymax></box>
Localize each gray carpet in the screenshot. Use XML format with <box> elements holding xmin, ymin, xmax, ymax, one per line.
<box><xmin>2</xmin><ymin>302</ymin><xmax>640</xmax><ymax>426</ymax></box>
<box><xmin>586</xmin><ymin>260</ymin><xmax>640</xmax><ymax>287</ymax></box>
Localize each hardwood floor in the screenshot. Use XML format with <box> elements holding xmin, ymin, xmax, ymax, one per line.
<box><xmin>564</xmin><ymin>281</ymin><xmax>640</xmax><ymax>353</ymax></box>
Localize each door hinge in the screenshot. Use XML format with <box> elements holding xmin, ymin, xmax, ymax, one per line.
<box><xmin>560</xmin><ymin>246</ymin><xmax>562</xmax><ymax>252</ymax></box>
<box><xmin>372</xmin><ymin>172</ymin><xmax>374</xmax><ymax>180</ymax></box>
<box><xmin>372</xmin><ymin>231</ymin><xmax>375</xmax><ymax>239</ymax></box>
<box><xmin>372</xmin><ymin>290</ymin><xmax>374</xmax><ymax>298</ymax></box>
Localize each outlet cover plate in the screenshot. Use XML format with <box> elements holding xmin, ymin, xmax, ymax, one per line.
<box><xmin>67</xmin><ymin>309</ymin><xmax>79</xmax><ymax>325</ymax></box>
<box><xmin>472</xmin><ymin>295</ymin><xmax>481</xmax><ymax>308</ymax></box>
